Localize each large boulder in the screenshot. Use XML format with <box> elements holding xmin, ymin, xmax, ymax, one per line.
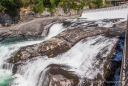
<box><xmin>0</xmin><ymin>12</ymin><xmax>13</xmax><ymax>26</ymax></box>
<box><xmin>38</xmin><ymin>64</ymin><xmax>79</xmax><ymax>86</ymax></box>
<box><xmin>8</xmin><ymin>27</ymin><xmax>109</xmax><ymax>63</ymax></box>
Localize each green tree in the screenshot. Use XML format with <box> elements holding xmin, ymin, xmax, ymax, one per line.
<box><xmin>0</xmin><ymin>0</ymin><xmax>22</xmax><ymax>17</ymax></box>
<box><xmin>43</xmin><ymin>0</ymin><xmax>51</xmax><ymax>7</ymax></box>
<box><xmin>53</xmin><ymin>0</ymin><xmax>60</xmax><ymax>7</ymax></box>
<box><xmin>92</xmin><ymin>0</ymin><xmax>103</xmax><ymax>8</ymax></box>
<box><xmin>32</xmin><ymin>0</ymin><xmax>44</xmax><ymax>13</ymax></box>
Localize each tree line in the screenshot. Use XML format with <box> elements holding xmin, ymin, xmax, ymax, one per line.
<box><xmin>0</xmin><ymin>0</ymin><xmax>111</xmax><ymax>17</ymax></box>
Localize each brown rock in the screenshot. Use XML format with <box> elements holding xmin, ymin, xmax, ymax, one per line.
<box><xmin>8</xmin><ymin>27</ymin><xmax>109</xmax><ymax>63</ymax></box>
<box><xmin>0</xmin><ymin>18</ymin><xmax>65</xmax><ymax>41</ymax></box>
<box><xmin>113</xmin><ymin>22</ymin><xmax>126</xmax><ymax>29</ymax></box>
<box><xmin>38</xmin><ymin>64</ymin><xmax>79</xmax><ymax>86</ymax></box>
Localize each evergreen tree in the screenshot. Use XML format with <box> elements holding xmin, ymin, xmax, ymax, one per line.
<box><xmin>43</xmin><ymin>0</ymin><xmax>51</xmax><ymax>7</ymax></box>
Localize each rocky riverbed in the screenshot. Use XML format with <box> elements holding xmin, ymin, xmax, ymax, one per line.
<box><xmin>0</xmin><ymin>18</ymin><xmax>65</xmax><ymax>41</ymax></box>
<box><xmin>0</xmin><ymin>17</ymin><xmax>126</xmax><ymax>86</ymax></box>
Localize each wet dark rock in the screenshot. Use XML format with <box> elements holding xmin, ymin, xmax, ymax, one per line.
<box><xmin>0</xmin><ymin>18</ymin><xmax>65</xmax><ymax>41</ymax></box>
<box><xmin>104</xmin><ymin>28</ymin><xmax>125</xmax><ymax>38</ymax></box>
<box><xmin>63</xmin><ymin>18</ymin><xmax>97</xmax><ymax>29</ymax></box>
<box><xmin>8</xmin><ymin>20</ymin><xmax>126</xmax><ymax>86</ymax></box>
<box><xmin>80</xmin><ymin>31</ymin><xmax>125</xmax><ymax>86</ymax></box>
<box><xmin>113</xmin><ymin>21</ymin><xmax>126</xmax><ymax>29</ymax></box>
<box><xmin>102</xmin><ymin>18</ymin><xmax>121</xmax><ymax>23</ymax></box>
<box><xmin>104</xmin><ymin>37</ymin><xmax>124</xmax><ymax>86</ymax></box>
<box><xmin>0</xmin><ymin>37</ymin><xmax>3</xmax><ymax>41</ymax></box>
<box><xmin>8</xmin><ymin>27</ymin><xmax>109</xmax><ymax>63</ymax></box>
<box><xmin>38</xmin><ymin>64</ymin><xmax>79</xmax><ymax>86</ymax></box>
<box><xmin>80</xmin><ymin>73</ymin><xmax>104</xmax><ymax>86</ymax></box>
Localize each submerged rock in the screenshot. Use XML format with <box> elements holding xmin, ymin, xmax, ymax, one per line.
<box><xmin>8</xmin><ymin>27</ymin><xmax>109</xmax><ymax>63</ymax></box>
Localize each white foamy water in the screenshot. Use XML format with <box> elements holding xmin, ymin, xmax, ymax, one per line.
<box><xmin>0</xmin><ymin>8</ymin><xmax>124</xmax><ymax>85</ymax></box>
<box><xmin>0</xmin><ymin>23</ymin><xmax>64</xmax><ymax>86</ymax></box>
<box><xmin>10</xmin><ymin>35</ymin><xmax>117</xmax><ymax>86</ymax></box>
<box><xmin>81</xmin><ymin>5</ymin><xmax>128</xmax><ymax>20</ymax></box>
<box><xmin>0</xmin><ymin>40</ymin><xmax>45</xmax><ymax>86</ymax></box>
<box><xmin>0</xmin><ymin>23</ymin><xmax>64</xmax><ymax>67</ymax></box>
<box><xmin>46</xmin><ymin>23</ymin><xmax>64</xmax><ymax>39</ymax></box>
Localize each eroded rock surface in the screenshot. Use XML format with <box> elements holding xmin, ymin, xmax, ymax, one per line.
<box><xmin>8</xmin><ymin>27</ymin><xmax>109</xmax><ymax>63</ymax></box>
<box><xmin>38</xmin><ymin>64</ymin><xmax>79</xmax><ymax>86</ymax></box>
<box><xmin>0</xmin><ymin>18</ymin><xmax>65</xmax><ymax>41</ymax></box>
<box><xmin>113</xmin><ymin>21</ymin><xmax>126</xmax><ymax>29</ymax></box>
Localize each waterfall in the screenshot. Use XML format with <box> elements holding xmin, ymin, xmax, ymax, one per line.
<box><xmin>81</xmin><ymin>5</ymin><xmax>128</xmax><ymax>20</ymax></box>
<box><xmin>0</xmin><ymin>23</ymin><xmax>64</xmax><ymax>67</ymax></box>
<box><xmin>46</xmin><ymin>23</ymin><xmax>64</xmax><ymax>39</ymax></box>
<box><xmin>9</xmin><ymin>35</ymin><xmax>117</xmax><ymax>86</ymax></box>
<box><xmin>0</xmin><ymin>6</ymin><xmax>126</xmax><ymax>85</ymax></box>
<box><xmin>0</xmin><ymin>23</ymin><xmax>64</xmax><ymax>86</ymax></box>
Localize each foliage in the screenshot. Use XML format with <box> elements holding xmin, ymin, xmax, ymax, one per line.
<box><xmin>0</xmin><ymin>0</ymin><xmax>22</xmax><ymax>17</ymax></box>
<box><xmin>53</xmin><ymin>0</ymin><xmax>60</xmax><ymax>7</ymax></box>
<box><xmin>0</xmin><ymin>0</ymin><xmax>112</xmax><ymax>17</ymax></box>
<box><xmin>103</xmin><ymin>1</ymin><xmax>113</xmax><ymax>7</ymax></box>
<box><xmin>33</xmin><ymin>5</ymin><xmax>45</xmax><ymax>13</ymax></box>
<box><xmin>43</xmin><ymin>0</ymin><xmax>51</xmax><ymax>7</ymax></box>
<box><xmin>32</xmin><ymin>0</ymin><xmax>45</xmax><ymax>13</ymax></box>
<box><xmin>91</xmin><ymin>0</ymin><xmax>103</xmax><ymax>8</ymax></box>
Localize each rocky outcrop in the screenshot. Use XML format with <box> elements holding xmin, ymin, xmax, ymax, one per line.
<box><xmin>53</xmin><ymin>8</ymin><xmax>78</xmax><ymax>17</ymax></box>
<box><xmin>79</xmin><ymin>31</ymin><xmax>125</xmax><ymax>86</ymax></box>
<box><xmin>104</xmin><ymin>37</ymin><xmax>124</xmax><ymax>86</ymax></box>
<box><xmin>7</xmin><ymin>21</ymin><xmax>125</xmax><ymax>86</ymax></box>
<box><xmin>38</xmin><ymin>64</ymin><xmax>79</xmax><ymax>86</ymax></box>
<box><xmin>113</xmin><ymin>21</ymin><xmax>126</xmax><ymax>29</ymax></box>
<box><xmin>10</xmin><ymin>27</ymin><xmax>125</xmax><ymax>86</ymax></box>
<box><xmin>41</xmin><ymin>11</ymin><xmax>51</xmax><ymax>17</ymax></box>
<box><xmin>8</xmin><ymin>27</ymin><xmax>109</xmax><ymax>63</ymax></box>
<box><xmin>19</xmin><ymin>8</ymin><xmax>35</xmax><ymax>21</ymax></box>
<box><xmin>0</xmin><ymin>12</ymin><xmax>13</xmax><ymax>27</ymax></box>
<box><xmin>0</xmin><ymin>18</ymin><xmax>65</xmax><ymax>41</ymax></box>
<box><xmin>19</xmin><ymin>7</ymin><xmax>81</xmax><ymax>21</ymax></box>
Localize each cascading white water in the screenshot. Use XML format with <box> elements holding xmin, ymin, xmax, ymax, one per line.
<box><xmin>0</xmin><ymin>6</ymin><xmax>126</xmax><ymax>85</ymax></box>
<box><xmin>9</xmin><ymin>35</ymin><xmax>117</xmax><ymax>86</ymax></box>
<box><xmin>0</xmin><ymin>23</ymin><xmax>64</xmax><ymax>86</ymax></box>
<box><xmin>46</xmin><ymin>23</ymin><xmax>64</xmax><ymax>39</ymax></box>
<box><xmin>81</xmin><ymin>5</ymin><xmax>128</xmax><ymax>20</ymax></box>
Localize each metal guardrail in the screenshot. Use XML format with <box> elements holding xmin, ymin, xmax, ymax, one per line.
<box><xmin>124</xmin><ymin>15</ymin><xmax>128</xmax><ymax>86</ymax></box>
<box><xmin>119</xmin><ymin>15</ymin><xmax>128</xmax><ymax>86</ymax></box>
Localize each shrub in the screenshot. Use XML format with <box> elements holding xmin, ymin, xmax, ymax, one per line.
<box><xmin>0</xmin><ymin>0</ymin><xmax>22</xmax><ymax>17</ymax></box>
<box><xmin>91</xmin><ymin>0</ymin><xmax>103</xmax><ymax>8</ymax></box>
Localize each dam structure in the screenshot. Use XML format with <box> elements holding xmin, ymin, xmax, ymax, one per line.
<box><xmin>81</xmin><ymin>5</ymin><xmax>128</xmax><ymax>20</ymax></box>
